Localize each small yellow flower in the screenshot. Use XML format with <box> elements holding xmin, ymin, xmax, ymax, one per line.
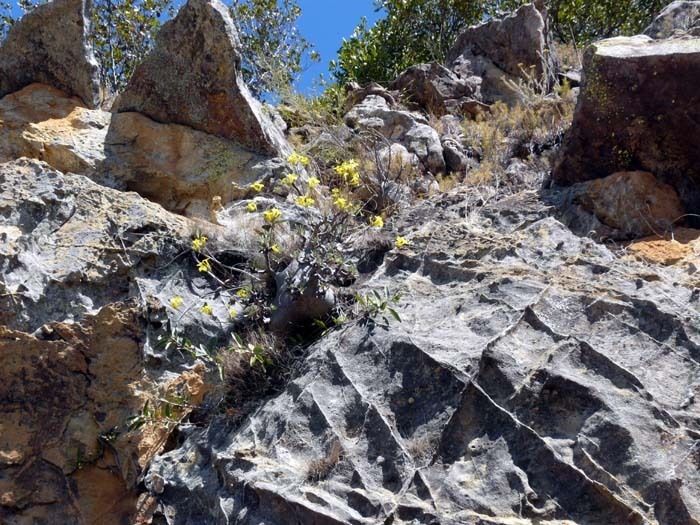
<box><xmin>229</xmin><ymin>307</ymin><xmax>237</xmax><ymax>318</ymax></box>
<box><xmin>395</xmin><ymin>236</ymin><xmax>410</xmax><ymax>249</ymax></box>
<box><xmin>250</xmin><ymin>180</ymin><xmax>265</xmax><ymax>192</ymax></box>
<box><xmin>331</xmin><ymin>188</ymin><xmax>341</xmax><ymax>197</ymax></box>
<box><xmin>236</xmin><ymin>289</ymin><xmax>249</xmax><ymax>299</ymax></box>
<box><xmin>246</xmin><ymin>201</ymin><xmax>258</xmax><ymax>212</ymax></box>
<box><xmin>271</xmin><ymin>244</ymin><xmax>281</xmax><ymax>254</ymax></box>
<box><xmin>334</xmin><ymin>160</ymin><xmax>360</xmax><ymax>186</ymax></box>
<box><xmin>333</xmin><ymin>196</ymin><xmax>351</xmax><ymax>211</ymax></box>
<box><xmin>264</xmin><ymin>208</ymin><xmax>282</xmax><ymax>223</ymax></box>
<box><xmin>197</xmin><ymin>258</ymin><xmax>211</xmax><ymax>273</ymax></box>
<box><xmin>281</xmin><ymin>173</ymin><xmax>298</xmax><ymax>186</ymax></box>
<box><xmin>191</xmin><ymin>235</ymin><xmax>207</xmax><ymax>253</ymax></box>
<box><xmin>369</xmin><ymin>215</ymin><xmax>384</xmax><ymax>228</ymax></box>
<box><xmin>308</xmin><ymin>177</ymin><xmax>320</xmax><ymax>189</ymax></box>
<box><xmin>170</xmin><ymin>296</ymin><xmax>184</xmax><ymax>309</ymax></box>
<box><xmin>201</xmin><ymin>304</ymin><xmax>213</xmax><ymax>315</ymax></box>
<box><xmin>288</xmin><ymin>152</ymin><xmax>310</xmax><ymax>166</ymax></box>
<box><xmin>295</xmin><ymin>194</ymin><xmax>315</xmax><ymax>207</ymax></box>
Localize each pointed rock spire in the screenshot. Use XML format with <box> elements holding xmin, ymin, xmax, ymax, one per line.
<box><xmin>114</xmin><ymin>0</ymin><xmax>288</xmax><ymax>156</ymax></box>
<box><xmin>0</xmin><ymin>0</ymin><xmax>101</xmax><ymax>108</ymax></box>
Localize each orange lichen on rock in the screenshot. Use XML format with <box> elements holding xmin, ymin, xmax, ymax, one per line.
<box><xmin>628</xmin><ymin>227</ymin><xmax>700</xmax><ymax>265</ymax></box>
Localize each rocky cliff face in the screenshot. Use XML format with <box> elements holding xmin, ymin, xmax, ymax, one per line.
<box><xmin>0</xmin><ymin>1</ymin><xmax>699</xmax><ymax>524</ymax></box>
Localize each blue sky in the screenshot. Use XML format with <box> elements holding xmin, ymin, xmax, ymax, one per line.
<box><xmin>295</xmin><ymin>0</ymin><xmax>382</xmax><ymax>94</ymax></box>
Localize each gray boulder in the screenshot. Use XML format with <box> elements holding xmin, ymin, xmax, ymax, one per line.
<box><xmin>553</xmin><ymin>35</ymin><xmax>700</xmax><ymax>220</ymax></box>
<box><xmin>446</xmin><ymin>3</ymin><xmax>557</xmax><ymax>103</ymax></box>
<box><xmin>390</xmin><ymin>62</ymin><xmax>482</xmax><ymax>117</ymax></box>
<box><xmin>0</xmin><ymin>0</ymin><xmax>100</xmax><ymax>108</ymax></box>
<box><xmin>645</xmin><ymin>0</ymin><xmax>700</xmax><ymax>39</ymax></box>
<box><xmin>345</xmin><ymin>95</ymin><xmax>446</xmax><ymax>174</ymax></box>
<box><xmin>344</xmin><ymin>81</ymin><xmax>397</xmax><ymax>112</ymax></box>
<box><xmin>114</xmin><ymin>0</ymin><xmax>288</xmax><ymax>156</ymax></box>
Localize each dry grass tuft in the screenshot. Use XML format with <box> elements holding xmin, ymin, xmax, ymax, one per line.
<box><xmin>306</xmin><ymin>439</ymin><xmax>344</xmax><ymax>482</ymax></box>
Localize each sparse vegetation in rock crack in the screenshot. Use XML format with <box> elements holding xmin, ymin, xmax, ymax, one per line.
<box><xmin>128</xmin><ymin>148</ymin><xmax>416</xmax><ymax>428</ymax></box>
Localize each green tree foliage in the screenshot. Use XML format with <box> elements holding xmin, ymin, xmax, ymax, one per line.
<box><xmin>331</xmin><ymin>0</ymin><xmax>483</xmax><ymax>86</ymax></box>
<box><xmin>488</xmin><ymin>0</ymin><xmax>667</xmax><ymax>43</ymax></box>
<box><xmin>333</xmin><ymin>0</ymin><xmax>668</xmax><ymax>86</ymax></box>
<box><xmin>230</xmin><ymin>0</ymin><xmax>319</xmax><ymax>99</ymax></box>
<box><xmin>0</xmin><ymin>0</ymin><xmax>317</xmax><ymax>99</ymax></box>
<box><xmin>91</xmin><ymin>0</ymin><xmax>174</xmax><ymax>94</ymax></box>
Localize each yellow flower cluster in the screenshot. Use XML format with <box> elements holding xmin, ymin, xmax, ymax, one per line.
<box><xmin>250</xmin><ymin>180</ymin><xmax>265</xmax><ymax>193</ymax></box>
<box><xmin>369</xmin><ymin>215</ymin><xmax>384</xmax><ymax>228</ymax></box>
<box><xmin>201</xmin><ymin>304</ymin><xmax>213</xmax><ymax>315</ymax></box>
<box><xmin>308</xmin><ymin>177</ymin><xmax>320</xmax><ymax>190</ymax></box>
<box><xmin>334</xmin><ymin>160</ymin><xmax>360</xmax><ymax>186</ymax></box>
<box><xmin>236</xmin><ymin>289</ymin><xmax>249</xmax><ymax>299</ymax></box>
<box><xmin>281</xmin><ymin>173</ymin><xmax>298</xmax><ymax>186</ymax></box>
<box><xmin>288</xmin><ymin>152</ymin><xmax>310</xmax><ymax>166</ymax></box>
<box><xmin>333</xmin><ymin>196</ymin><xmax>352</xmax><ymax>211</ymax></box>
<box><xmin>264</xmin><ymin>208</ymin><xmax>282</xmax><ymax>223</ymax></box>
<box><xmin>197</xmin><ymin>258</ymin><xmax>211</xmax><ymax>273</ymax></box>
<box><xmin>395</xmin><ymin>236</ymin><xmax>410</xmax><ymax>249</ymax></box>
<box><xmin>191</xmin><ymin>235</ymin><xmax>207</xmax><ymax>253</ymax></box>
<box><xmin>295</xmin><ymin>195</ymin><xmax>315</xmax><ymax>207</ymax></box>
<box><xmin>246</xmin><ymin>201</ymin><xmax>258</xmax><ymax>212</ymax></box>
<box><xmin>170</xmin><ymin>296</ymin><xmax>184</xmax><ymax>309</ymax></box>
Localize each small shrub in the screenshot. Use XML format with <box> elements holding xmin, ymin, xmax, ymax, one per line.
<box><xmin>355</xmin><ymin>287</ymin><xmax>402</xmax><ymax>323</ymax></box>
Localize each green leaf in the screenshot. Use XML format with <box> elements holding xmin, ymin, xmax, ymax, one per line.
<box><xmin>388</xmin><ymin>308</ymin><xmax>402</xmax><ymax>323</ymax></box>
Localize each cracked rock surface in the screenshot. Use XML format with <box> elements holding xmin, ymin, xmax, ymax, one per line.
<box><xmin>147</xmin><ymin>188</ymin><xmax>700</xmax><ymax>524</ymax></box>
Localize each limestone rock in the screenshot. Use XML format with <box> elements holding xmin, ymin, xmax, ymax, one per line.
<box><xmin>0</xmin><ymin>0</ymin><xmax>100</xmax><ymax>108</ymax></box>
<box><xmin>569</xmin><ymin>171</ymin><xmax>685</xmax><ymax>238</ymax></box>
<box><xmin>0</xmin><ymin>158</ymin><xmax>234</xmax><ymax>344</ymax></box>
<box><xmin>645</xmin><ymin>0</ymin><xmax>700</xmax><ymax>39</ymax></box>
<box><xmin>0</xmin><ymin>83</ymin><xmax>275</xmax><ymax>217</ymax></box>
<box><xmin>114</xmin><ymin>0</ymin><xmax>288</xmax><ymax>156</ymax></box>
<box><xmin>552</xmin><ymin>36</ymin><xmax>700</xmax><ymax>220</ymax></box>
<box><xmin>0</xmin><ymin>303</ymin><xmax>209</xmax><ymax>524</ymax></box>
<box><xmin>446</xmin><ymin>3</ymin><xmax>557</xmax><ymax>103</ymax></box>
<box><xmin>146</xmin><ymin>189</ymin><xmax>700</xmax><ymax>524</ymax></box>
<box><xmin>390</xmin><ymin>62</ymin><xmax>482</xmax><ymax>117</ymax></box>
<box><xmin>0</xmin><ymin>84</ymin><xmax>110</xmax><ymax>174</ymax></box>
<box><xmin>345</xmin><ymin>95</ymin><xmax>446</xmax><ymax>174</ymax></box>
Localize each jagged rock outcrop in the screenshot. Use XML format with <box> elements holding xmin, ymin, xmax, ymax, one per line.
<box><xmin>0</xmin><ymin>0</ymin><xmax>100</xmax><ymax>108</ymax></box>
<box><xmin>0</xmin><ymin>158</ymin><xmax>236</xmax><ymax>340</ymax></box>
<box><xmin>645</xmin><ymin>0</ymin><xmax>700</xmax><ymax>38</ymax></box>
<box><xmin>0</xmin><ymin>83</ymin><xmax>280</xmax><ymax>217</ymax></box>
<box><xmin>390</xmin><ymin>62</ymin><xmax>484</xmax><ymax>117</ymax></box>
<box><xmin>0</xmin><ymin>158</ymin><xmax>237</xmax><ymax>523</ymax></box>
<box><xmin>1</xmin><ymin>1</ymin><xmax>699</xmax><ymax>524</ymax></box>
<box><xmin>345</xmin><ymin>95</ymin><xmax>446</xmax><ymax>174</ymax></box>
<box><xmin>0</xmin><ymin>304</ymin><xmax>208</xmax><ymax>524</ymax></box>
<box><xmin>145</xmin><ymin>187</ymin><xmax>700</xmax><ymax>524</ymax></box>
<box><xmin>446</xmin><ymin>3</ymin><xmax>557</xmax><ymax>103</ymax></box>
<box><xmin>553</xmin><ymin>35</ymin><xmax>700</xmax><ymax>220</ymax></box>
<box><xmin>114</xmin><ymin>0</ymin><xmax>288</xmax><ymax>156</ymax></box>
